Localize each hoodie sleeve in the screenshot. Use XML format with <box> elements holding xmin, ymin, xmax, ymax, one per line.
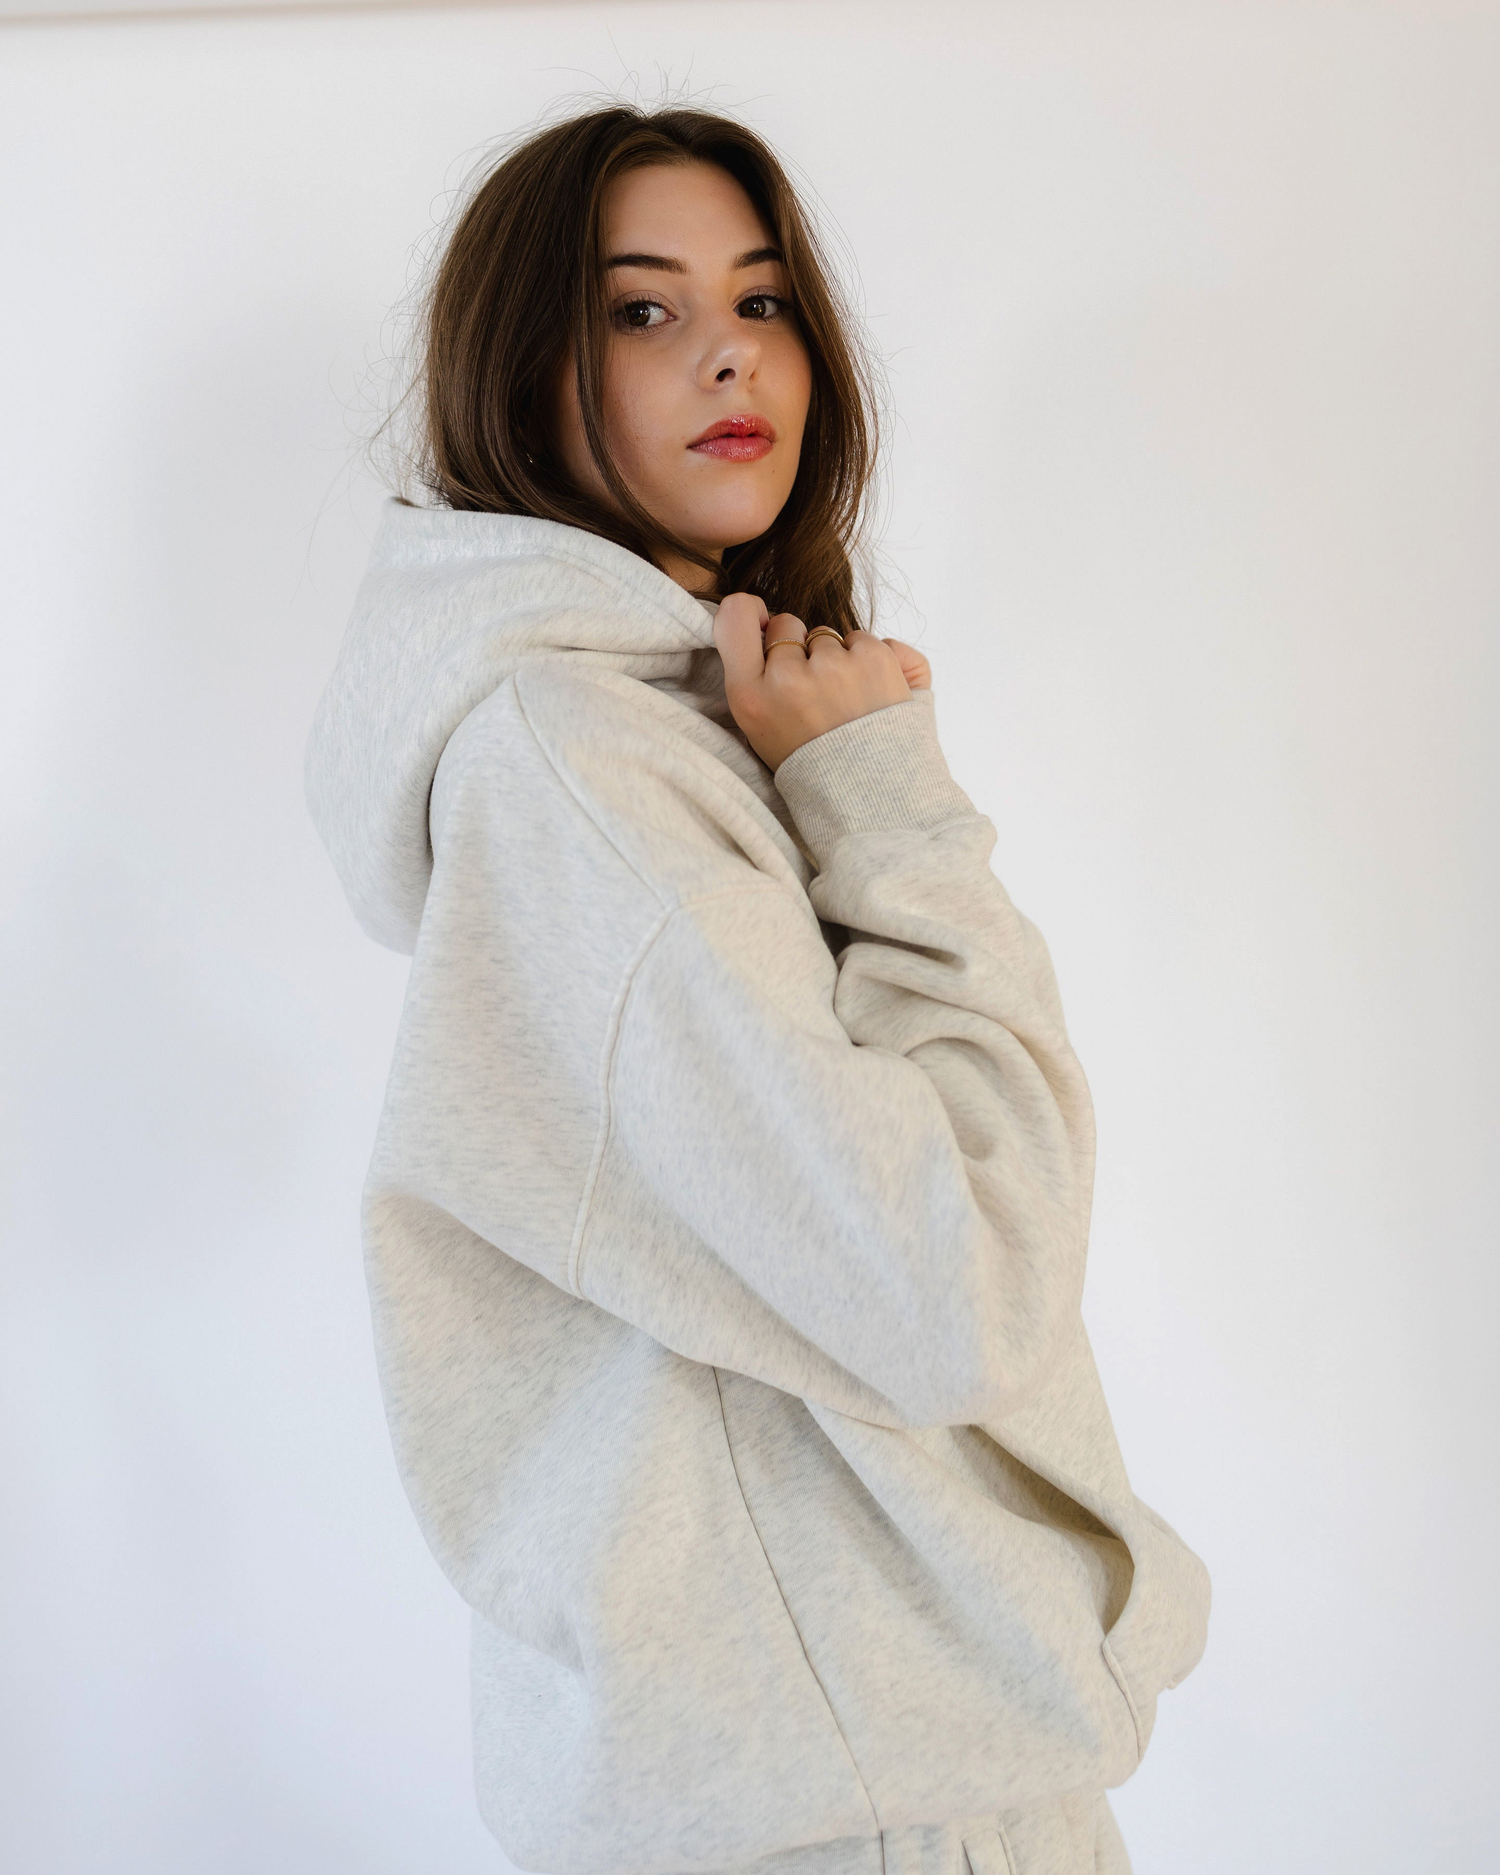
<box><xmin>574</xmin><ymin>688</ymin><xmax>1097</xmax><ymax>1429</ymax></box>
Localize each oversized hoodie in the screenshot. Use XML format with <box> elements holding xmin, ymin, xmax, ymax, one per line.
<box><xmin>305</xmin><ymin>499</ymin><xmax>1210</xmax><ymax>1875</ymax></box>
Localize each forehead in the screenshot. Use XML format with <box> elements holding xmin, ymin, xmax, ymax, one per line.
<box><xmin>601</xmin><ymin>161</ymin><xmax>775</xmax><ymax>263</ymax></box>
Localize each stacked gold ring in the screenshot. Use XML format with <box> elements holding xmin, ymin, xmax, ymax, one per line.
<box><xmin>764</xmin><ymin>626</ymin><xmax>846</xmax><ymax>656</ymax></box>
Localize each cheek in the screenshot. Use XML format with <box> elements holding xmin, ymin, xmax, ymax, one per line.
<box><xmin>601</xmin><ymin>344</ymin><xmax>675</xmax><ymax>482</ymax></box>
<box><xmin>776</xmin><ymin>336</ymin><xmax>815</xmax><ymax>445</ymax></box>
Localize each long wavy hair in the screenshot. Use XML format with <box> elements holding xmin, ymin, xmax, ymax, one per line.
<box><xmin>394</xmin><ymin>104</ymin><xmax>881</xmax><ymax>636</ymax></box>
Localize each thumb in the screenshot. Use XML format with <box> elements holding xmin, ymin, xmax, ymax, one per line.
<box><xmin>713</xmin><ymin>591</ymin><xmax>770</xmax><ymax>689</ymax></box>
<box><xmin>882</xmin><ymin>637</ymin><xmax>931</xmax><ymax>691</ymax></box>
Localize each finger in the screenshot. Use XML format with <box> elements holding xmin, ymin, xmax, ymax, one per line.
<box><xmin>713</xmin><ymin>592</ymin><xmax>771</xmax><ymax>689</ymax></box>
<box><xmin>881</xmin><ymin>636</ymin><xmax>931</xmax><ymax>690</ymax></box>
<box><xmin>803</xmin><ymin>624</ymin><xmax>848</xmax><ymax>666</ymax></box>
<box><xmin>760</xmin><ymin>610</ymin><xmax>808</xmax><ymax>668</ymax></box>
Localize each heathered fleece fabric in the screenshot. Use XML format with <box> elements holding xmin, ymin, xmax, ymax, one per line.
<box><xmin>305</xmin><ymin>499</ymin><xmax>1210</xmax><ymax>1875</ymax></box>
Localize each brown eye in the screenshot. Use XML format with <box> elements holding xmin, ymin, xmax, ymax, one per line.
<box><xmin>737</xmin><ymin>294</ymin><xmax>785</xmax><ymax>321</ymax></box>
<box><xmin>615</xmin><ymin>299</ymin><xmax>668</xmax><ymax>330</ymax></box>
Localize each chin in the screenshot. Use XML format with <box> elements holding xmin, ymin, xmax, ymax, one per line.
<box><xmin>690</xmin><ymin>501</ymin><xmax>784</xmax><ymax>554</ymax></box>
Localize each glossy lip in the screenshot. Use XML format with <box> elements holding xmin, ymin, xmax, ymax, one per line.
<box><xmin>687</xmin><ymin>413</ymin><xmax>776</xmax><ymax>462</ymax></box>
<box><xmin>688</xmin><ymin>413</ymin><xmax>776</xmax><ymax>447</ymax></box>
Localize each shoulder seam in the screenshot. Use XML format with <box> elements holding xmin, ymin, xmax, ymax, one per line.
<box><xmin>565</xmin><ymin>901</ymin><xmax>673</xmax><ymax>1297</ymax></box>
<box><xmin>512</xmin><ymin>668</ymin><xmax>673</xmax><ymax>913</ymax></box>
<box><xmin>565</xmin><ymin>882</ymin><xmax>794</xmax><ymax>1299</ymax></box>
<box><xmin>511</xmin><ymin>671</ymin><xmax>804</xmax><ymax>1300</ymax></box>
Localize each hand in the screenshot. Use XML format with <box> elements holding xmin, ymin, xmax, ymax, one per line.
<box><xmin>713</xmin><ymin>593</ymin><xmax>932</xmax><ymax>772</ymax></box>
<box><xmin>884</xmin><ymin>639</ymin><xmax>932</xmax><ymax>694</ymax></box>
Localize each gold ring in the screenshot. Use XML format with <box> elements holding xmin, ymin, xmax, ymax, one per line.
<box><xmin>803</xmin><ymin>626</ymin><xmax>845</xmax><ymax>648</ymax></box>
<box><xmin>763</xmin><ymin>636</ymin><xmax>805</xmax><ymax>654</ymax></box>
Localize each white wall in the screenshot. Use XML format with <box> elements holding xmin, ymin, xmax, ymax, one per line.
<box><xmin>2</xmin><ymin>4</ymin><xmax>1496</xmax><ymax>1870</ymax></box>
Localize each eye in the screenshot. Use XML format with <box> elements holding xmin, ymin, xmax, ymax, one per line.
<box><xmin>614</xmin><ymin>298</ymin><xmax>671</xmax><ymax>331</ymax></box>
<box><xmin>736</xmin><ymin>293</ymin><xmax>789</xmax><ymax>322</ymax></box>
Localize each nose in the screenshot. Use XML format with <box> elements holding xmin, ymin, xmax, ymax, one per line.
<box><xmin>696</xmin><ymin>309</ymin><xmax>761</xmax><ymax>391</ymax></box>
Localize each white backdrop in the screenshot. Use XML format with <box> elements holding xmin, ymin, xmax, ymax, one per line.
<box><xmin>3</xmin><ymin>4</ymin><xmax>1496</xmax><ymax>1871</ymax></box>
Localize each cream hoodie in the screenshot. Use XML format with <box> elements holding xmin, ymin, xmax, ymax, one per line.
<box><xmin>305</xmin><ymin>499</ymin><xmax>1210</xmax><ymax>1875</ymax></box>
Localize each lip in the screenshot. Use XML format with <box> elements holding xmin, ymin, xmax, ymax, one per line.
<box><xmin>687</xmin><ymin>413</ymin><xmax>776</xmax><ymax>462</ymax></box>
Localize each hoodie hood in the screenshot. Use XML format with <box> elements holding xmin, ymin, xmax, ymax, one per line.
<box><xmin>305</xmin><ymin>499</ymin><xmax>721</xmax><ymax>953</ymax></box>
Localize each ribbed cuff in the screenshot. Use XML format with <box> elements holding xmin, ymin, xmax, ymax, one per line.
<box><xmin>772</xmin><ymin>689</ymin><xmax>977</xmax><ymax>869</ymax></box>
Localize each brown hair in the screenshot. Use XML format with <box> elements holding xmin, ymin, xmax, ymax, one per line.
<box><xmin>401</xmin><ymin>104</ymin><xmax>879</xmax><ymax>635</ymax></box>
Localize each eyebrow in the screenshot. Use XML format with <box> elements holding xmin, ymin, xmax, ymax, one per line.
<box><xmin>604</xmin><ymin>245</ymin><xmax>784</xmax><ymax>273</ymax></box>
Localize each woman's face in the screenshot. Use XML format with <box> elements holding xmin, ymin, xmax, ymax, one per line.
<box><xmin>555</xmin><ymin>161</ymin><xmax>813</xmax><ymax>590</ymax></box>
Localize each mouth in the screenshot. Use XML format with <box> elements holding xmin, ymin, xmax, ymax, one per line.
<box><xmin>687</xmin><ymin>413</ymin><xmax>776</xmax><ymax>462</ymax></box>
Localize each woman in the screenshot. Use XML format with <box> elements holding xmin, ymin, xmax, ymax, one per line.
<box><xmin>306</xmin><ymin>104</ymin><xmax>1209</xmax><ymax>1875</ymax></box>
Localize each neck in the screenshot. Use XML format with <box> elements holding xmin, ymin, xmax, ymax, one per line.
<box><xmin>661</xmin><ymin>546</ymin><xmax>723</xmax><ymax>600</ymax></box>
